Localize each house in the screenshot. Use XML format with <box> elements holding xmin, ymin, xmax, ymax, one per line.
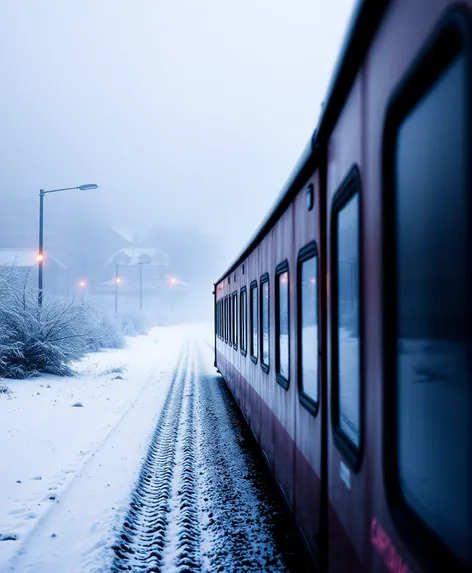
<box><xmin>0</xmin><ymin>249</ymin><xmax>68</xmax><ymax>295</ymax></box>
<box><xmin>104</xmin><ymin>247</ymin><xmax>170</xmax><ymax>292</ymax></box>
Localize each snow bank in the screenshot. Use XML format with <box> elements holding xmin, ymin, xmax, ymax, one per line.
<box><xmin>0</xmin><ymin>326</ymin><xmax>186</xmax><ymax>571</ymax></box>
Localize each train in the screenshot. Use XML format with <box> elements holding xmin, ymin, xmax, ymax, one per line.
<box><xmin>213</xmin><ymin>0</ymin><xmax>472</xmax><ymax>571</ymax></box>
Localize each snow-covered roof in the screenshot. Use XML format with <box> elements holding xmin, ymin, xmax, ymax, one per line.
<box><xmin>106</xmin><ymin>248</ymin><xmax>170</xmax><ymax>267</ymax></box>
<box><xmin>110</xmin><ymin>226</ymin><xmax>138</xmax><ymax>244</ymax></box>
<box><xmin>0</xmin><ymin>249</ymin><xmax>68</xmax><ymax>269</ymax></box>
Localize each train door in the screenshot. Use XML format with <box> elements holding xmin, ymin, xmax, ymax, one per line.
<box><xmin>325</xmin><ymin>74</ymin><xmax>371</xmax><ymax>572</ymax></box>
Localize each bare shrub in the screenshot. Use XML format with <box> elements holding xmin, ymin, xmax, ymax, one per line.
<box><xmin>0</xmin><ymin>266</ymin><xmax>126</xmax><ymax>378</ymax></box>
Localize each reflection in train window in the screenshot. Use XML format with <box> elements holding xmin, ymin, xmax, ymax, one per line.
<box><xmin>224</xmin><ymin>296</ymin><xmax>228</xmax><ymax>343</ymax></box>
<box><xmin>232</xmin><ymin>292</ymin><xmax>238</xmax><ymax>348</ymax></box>
<box><xmin>298</xmin><ymin>246</ymin><xmax>318</xmax><ymax>407</ymax></box>
<box><xmin>228</xmin><ymin>294</ymin><xmax>233</xmax><ymax>345</ymax></box>
<box><xmin>393</xmin><ymin>53</ymin><xmax>471</xmax><ymax>565</ymax></box>
<box><xmin>333</xmin><ymin>177</ymin><xmax>361</xmax><ymax>452</ymax></box>
<box><xmin>250</xmin><ymin>282</ymin><xmax>258</xmax><ymax>360</ymax></box>
<box><xmin>240</xmin><ymin>287</ymin><xmax>247</xmax><ymax>354</ymax></box>
<box><xmin>276</xmin><ymin>262</ymin><xmax>289</xmax><ymax>386</ymax></box>
<box><xmin>260</xmin><ymin>274</ymin><xmax>269</xmax><ymax>371</ymax></box>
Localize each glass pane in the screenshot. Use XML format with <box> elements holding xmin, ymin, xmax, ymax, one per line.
<box><xmin>278</xmin><ymin>271</ymin><xmax>289</xmax><ymax>379</ymax></box>
<box><xmin>301</xmin><ymin>256</ymin><xmax>318</xmax><ymax>401</ymax></box>
<box><xmin>251</xmin><ymin>286</ymin><xmax>258</xmax><ymax>357</ymax></box>
<box><xmin>262</xmin><ymin>281</ymin><xmax>269</xmax><ymax>365</ymax></box>
<box><xmin>228</xmin><ymin>295</ymin><xmax>233</xmax><ymax>344</ymax></box>
<box><xmin>241</xmin><ymin>290</ymin><xmax>247</xmax><ymax>352</ymax></box>
<box><xmin>337</xmin><ymin>193</ymin><xmax>360</xmax><ymax>447</ymax></box>
<box><xmin>225</xmin><ymin>298</ymin><xmax>228</xmax><ymax>341</ymax></box>
<box><xmin>395</xmin><ymin>55</ymin><xmax>471</xmax><ymax>564</ymax></box>
<box><xmin>233</xmin><ymin>294</ymin><xmax>238</xmax><ymax>346</ymax></box>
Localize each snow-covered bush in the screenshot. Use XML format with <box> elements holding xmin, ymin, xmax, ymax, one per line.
<box><xmin>93</xmin><ymin>312</ymin><xmax>126</xmax><ymax>349</ymax></box>
<box><xmin>117</xmin><ymin>312</ymin><xmax>149</xmax><ymax>336</ymax></box>
<box><xmin>0</xmin><ymin>266</ymin><xmax>126</xmax><ymax>378</ymax></box>
<box><xmin>0</xmin><ymin>383</ymin><xmax>11</xmax><ymax>394</ymax></box>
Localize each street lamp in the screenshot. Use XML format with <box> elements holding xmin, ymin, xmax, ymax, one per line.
<box><xmin>137</xmin><ymin>261</ymin><xmax>150</xmax><ymax>312</ymax></box>
<box><xmin>38</xmin><ymin>183</ymin><xmax>98</xmax><ymax>307</ymax></box>
<box><xmin>115</xmin><ymin>266</ymin><xmax>123</xmax><ymax>313</ymax></box>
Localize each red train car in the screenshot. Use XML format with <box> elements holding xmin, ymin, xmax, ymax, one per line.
<box><xmin>214</xmin><ymin>0</ymin><xmax>472</xmax><ymax>571</ymax></box>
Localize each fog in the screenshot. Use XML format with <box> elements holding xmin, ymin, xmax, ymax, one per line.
<box><xmin>0</xmin><ymin>0</ymin><xmax>355</xmax><ymax>321</ymax></box>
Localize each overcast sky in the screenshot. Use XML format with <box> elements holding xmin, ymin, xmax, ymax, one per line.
<box><xmin>0</xmin><ymin>0</ymin><xmax>355</xmax><ymax>261</ymax></box>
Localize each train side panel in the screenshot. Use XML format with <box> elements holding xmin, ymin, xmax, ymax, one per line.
<box><xmin>292</xmin><ymin>173</ymin><xmax>324</xmax><ymax>562</ymax></box>
<box><xmin>326</xmin><ymin>71</ymin><xmax>367</xmax><ymax>573</ymax></box>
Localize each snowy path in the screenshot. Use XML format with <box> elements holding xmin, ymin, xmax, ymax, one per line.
<box><xmin>1</xmin><ymin>325</ymin><xmax>307</xmax><ymax>572</ymax></box>
<box><xmin>112</xmin><ymin>335</ymin><xmax>306</xmax><ymax>572</ymax></box>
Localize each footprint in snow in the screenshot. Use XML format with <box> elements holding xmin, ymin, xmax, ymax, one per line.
<box><xmin>0</xmin><ymin>533</ymin><xmax>18</xmax><ymax>541</ymax></box>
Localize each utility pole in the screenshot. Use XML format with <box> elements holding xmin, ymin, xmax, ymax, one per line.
<box><xmin>38</xmin><ymin>190</ymin><xmax>44</xmax><ymax>307</ymax></box>
<box><xmin>139</xmin><ymin>263</ymin><xmax>143</xmax><ymax>312</ymax></box>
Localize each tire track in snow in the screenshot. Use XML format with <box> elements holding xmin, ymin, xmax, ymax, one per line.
<box><xmin>111</xmin><ymin>341</ymin><xmax>203</xmax><ymax>573</ymax></box>
<box><xmin>111</xmin><ymin>343</ymin><xmax>191</xmax><ymax>572</ymax></box>
<box><xmin>162</xmin><ymin>351</ymin><xmax>201</xmax><ymax>572</ymax></box>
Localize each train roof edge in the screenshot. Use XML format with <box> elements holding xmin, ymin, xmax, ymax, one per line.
<box><xmin>214</xmin><ymin>0</ymin><xmax>390</xmax><ymax>286</ymax></box>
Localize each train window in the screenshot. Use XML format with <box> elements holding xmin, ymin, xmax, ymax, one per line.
<box><xmin>218</xmin><ymin>300</ymin><xmax>223</xmax><ymax>338</ymax></box>
<box><xmin>250</xmin><ymin>281</ymin><xmax>258</xmax><ymax>362</ymax></box>
<box><xmin>275</xmin><ymin>261</ymin><xmax>289</xmax><ymax>388</ymax></box>
<box><xmin>224</xmin><ymin>296</ymin><xmax>228</xmax><ymax>343</ymax></box>
<box><xmin>220</xmin><ymin>300</ymin><xmax>223</xmax><ymax>338</ymax></box>
<box><xmin>229</xmin><ymin>292</ymin><xmax>233</xmax><ymax>346</ymax></box>
<box><xmin>331</xmin><ymin>166</ymin><xmax>361</xmax><ymax>466</ymax></box>
<box><xmin>260</xmin><ymin>273</ymin><xmax>270</xmax><ymax>372</ymax></box>
<box><xmin>297</xmin><ymin>243</ymin><xmax>319</xmax><ymax>412</ymax></box>
<box><xmin>240</xmin><ymin>287</ymin><xmax>247</xmax><ymax>355</ymax></box>
<box><xmin>221</xmin><ymin>300</ymin><xmax>223</xmax><ymax>339</ymax></box>
<box><xmin>220</xmin><ymin>300</ymin><xmax>223</xmax><ymax>339</ymax></box>
<box><xmin>232</xmin><ymin>292</ymin><xmax>238</xmax><ymax>349</ymax></box>
<box><xmin>384</xmin><ymin>26</ymin><xmax>472</xmax><ymax>568</ymax></box>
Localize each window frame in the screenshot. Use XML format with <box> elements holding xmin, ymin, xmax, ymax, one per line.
<box><xmin>232</xmin><ymin>291</ymin><xmax>238</xmax><ymax>350</ymax></box>
<box><xmin>219</xmin><ymin>298</ymin><xmax>223</xmax><ymax>340</ymax></box>
<box><xmin>240</xmin><ymin>286</ymin><xmax>247</xmax><ymax>356</ymax></box>
<box><xmin>224</xmin><ymin>296</ymin><xmax>228</xmax><ymax>343</ymax></box>
<box><xmin>228</xmin><ymin>291</ymin><xmax>233</xmax><ymax>346</ymax></box>
<box><xmin>330</xmin><ymin>164</ymin><xmax>364</xmax><ymax>472</ymax></box>
<box><xmin>275</xmin><ymin>260</ymin><xmax>290</xmax><ymax>389</ymax></box>
<box><xmin>220</xmin><ymin>300</ymin><xmax>223</xmax><ymax>339</ymax></box>
<box><xmin>297</xmin><ymin>242</ymin><xmax>320</xmax><ymax>414</ymax></box>
<box><xmin>382</xmin><ymin>9</ymin><xmax>472</xmax><ymax>571</ymax></box>
<box><xmin>259</xmin><ymin>273</ymin><xmax>270</xmax><ymax>373</ymax></box>
<box><xmin>250</xmin><ymin>280</ymin><xmax>258</xmax><ymax>363</ymax></box>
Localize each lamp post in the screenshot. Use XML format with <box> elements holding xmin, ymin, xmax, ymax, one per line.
<box><xmin>115</xmin><ymin>266</ymin><xmax>122</xmax><ymax>314</ymax></box>
<box><xmin>38</xmin><ymin>184</ymin><xmax>98</xmax><ymax>307</ymax></box>
<box><xmin>137</xmin><ymin>261</ymin><xmax>150</xmax><ymax>312</ymax></box>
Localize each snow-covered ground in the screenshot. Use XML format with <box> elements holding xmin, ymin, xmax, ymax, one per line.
<box><xmin>0</xmin><ymin>325</ymin><xmax>188</xmax><ymax>572</ymax></box>
<box><xmin>0</xmin><ymin>323</ymin><xmax>304</xmax><ymax>572</ymax></box>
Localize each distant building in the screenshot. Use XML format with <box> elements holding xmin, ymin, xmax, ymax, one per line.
<box><xmin>0</xmin><ymin>248</ymin><xmax>68</xmax><ymax>295</ymax></box>
<box><xmin>103</xmin><ymin>247</ymin><xmax>170</xmax><ymax>292</ymax></box>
